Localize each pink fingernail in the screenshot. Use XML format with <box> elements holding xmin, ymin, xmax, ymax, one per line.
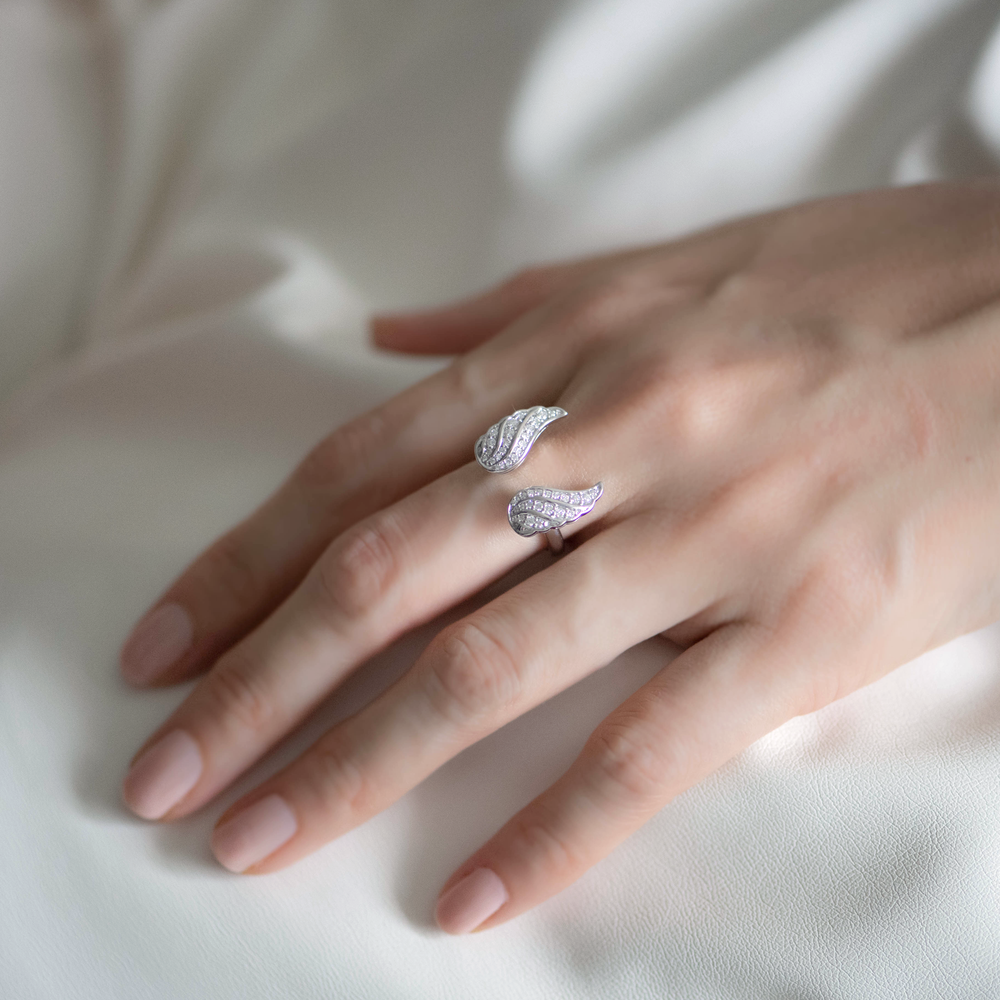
<box><xmin>122</xmin><ymin>730</ymin><xmax>203</xmax><ymax>820</ymax></box>
<box><xmin>211</xmin><ymin>795</ymin><xmax>298</xmax><ymax>873</ymax></box>
<box><xmin>435</xmin><ymin>868</ymin><xmax>508</xmax><ymax>935</ymax></box>
<box><xmin>120</xmin><ymin>603</ymin><xmax>194</xmax><ymax>684</ymax></box>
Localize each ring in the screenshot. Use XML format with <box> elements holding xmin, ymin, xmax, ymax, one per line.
<box><xmin>507</xmin><ymin>483</ymin><xmax>604</xmax><ymax>554</ymax></box>
<box><xmin>475</xmin><ymin>405</ymin><xmax>567</xmax><ymax>473</ymax></box>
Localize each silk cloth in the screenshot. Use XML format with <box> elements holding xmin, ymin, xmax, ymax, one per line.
<box><xmin>3</xmin><ymin>1</ymin><xmax>1000</xmax><ymax>996</ymax></box>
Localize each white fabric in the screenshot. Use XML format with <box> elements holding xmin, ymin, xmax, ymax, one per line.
<box><xmin>2</xmin><ymin>0</ymin><xmax>1000</xmax><ymax>996</ymax></box>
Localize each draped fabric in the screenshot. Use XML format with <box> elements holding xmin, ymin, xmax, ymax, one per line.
<box><xmin>2</xmin><ymin>1</ymin><xmax>999</xmax><ymax>996</ymax></box>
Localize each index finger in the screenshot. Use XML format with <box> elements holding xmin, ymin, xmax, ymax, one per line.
<box><xmin>118</xmin><ymin>335</ymin><xmax>578</xmax><ymax>688</ymax></box>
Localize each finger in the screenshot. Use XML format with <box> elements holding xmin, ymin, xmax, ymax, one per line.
<box><xmin>371</xmin><ymin>269</ymin><xmax>565</xmax><ymax>355</ymax></box>
<box><xmin>370</xmin><ymin>249</ymin><xmax>650</xmax><ymax>355</ymax></box>
<box><xmin>124</xmin><ymin>217</ymin><xmax>762</xmax><ymax>688</ymax></box>
<box><xmin>370</xmin><ymin>212</ymin><xmax>771</xmax><ymax>357</ymax></box>
<box><xmin>119</xmin><ymin>324</ymin><xmax>580</xmax><ymax>689</ymax></box>
<box><xmin>201</xmin><ymin>514</ymin><xmax>731</xmax><ymax>876</ymax></box>
<box><xmin>121</xmin><ymin>430</ymin><xmax>617</xmax><ymax>823</ymax></box>
<box><xmin>434</xmin><ymin>623</ymin><xmax>808</xmax><ymax>933</ymax></box>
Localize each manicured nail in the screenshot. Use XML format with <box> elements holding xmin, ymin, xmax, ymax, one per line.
<box><xmin>211</xmin><ymin>795</ymin><xmax>298</xmax><ymax>873</ymax></box>
<box><xmin>120</xmin><ymin>603</ymin><xmax>194</xmax><ymax>684</ymax></box>
<box><xmin>435</xmin><ymin>868</ymin><xmax>508</xmax><ymax>935</ymax></box>
<box><xmin>122</xmin><ymin>730</ymin><xmax>203</xmax><ymax>820</ymax></box>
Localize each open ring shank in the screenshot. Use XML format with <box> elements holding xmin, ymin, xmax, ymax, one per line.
<box><xmin>544</xmin><ymin>529</ymin><xmax>565</xmax><ymax>554</ymax></box>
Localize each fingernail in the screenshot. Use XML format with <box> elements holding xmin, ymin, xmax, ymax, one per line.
<box><xmin>120</xmin><ymin>603</ymin><xmax>194</xmax><ymax>684</ymax></box>
<box><xmin>435</xmin><ymin>868</ymin><xmax>508</xmax><ymax>935</ymax></box>
<box><xmin>210</xmin><ymin>794</ymin><xmax>298</xmax><ymax>873</ymax></box>
<box><xmin>122</xmin><ymin>730</ymin><xmax>203</xmax><ymax>820</ymax></box>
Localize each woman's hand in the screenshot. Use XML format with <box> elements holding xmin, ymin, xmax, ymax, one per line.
<box><xmin>120</xmin><ymin>181</ymin><xmax>1000</xmax><ymax>933</ymax></box>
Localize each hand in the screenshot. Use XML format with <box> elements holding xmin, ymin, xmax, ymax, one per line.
<box><xmin>120</xmin><ymin>181</ymin><xmax>1000</xmax><ymax>934</ymax></box>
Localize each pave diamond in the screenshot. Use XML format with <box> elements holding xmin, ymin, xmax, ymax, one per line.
<box><xmin>474</xmin><ymin>405</ymin><xmax>568</xmax><ymax>473</ymax></box>
<box><xmin>507</xmin><ymin>482</ymin><xmax>604</xmax><ymax>539</ymax></box>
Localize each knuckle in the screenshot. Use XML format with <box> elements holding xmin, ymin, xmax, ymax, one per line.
<box><xmin>426</xmin><ymin>619</ymin><xmax>523</xmax><ymax>725</ymax></box>
<box><xmin>594</xmin><ymin>356</ymin><xmax>724</xmax><ymax>454</ymax></box>
<box><xmin>710</xmin><ymin>266</ymin><xmax>785</xmax><ymax>310</ymax></box>
<box><xmin>798</xmin><ymin>526</ymin><xmax>902</xmax><ymax>630</ymax></box>
<box><xmin>503</xmin><ymin>807</ymin><xmax>584</xmax><ymax>879</ymax></box>
<box><xmin>585</xmin><ymin>718</ymin><xmax>676</xmax><ymax>804</ymax></box>
<box><xmin>651</xmin><ymin>357</ymin><xmax>761</xmax><ymax>453</ymax></box>
<box><xmin>198</xmin><ymin>531</ymin><xmax>266</xmax><ymax>611</ymax></box>
<box><xmin>204</xmin><ymin>654</ymin><xmax>277</xmax><ymax>736</ymax></box>
<box><xmin>296</xmin><ymin>412</ymin><xmax>385</xmax><ymax>490</ymax></box>
<box><xmin>447</xmin><ymin>354</ymin><xmax>488</xmax><ymax>408</ymax></box>
<box><xmin>657</xmin><ymin>374</ymin><xmax>717</xmax><ymax>449</ymax></box>
<box><xmin>543</xmin><ymin>264</ymin><xmax>673</xmax><ymax>349</ymax></box>
<box><xmin>299</xmin><ymin>737</ymin><xmax>369</xmax><ymax>818</ymax></box>
<box><xmin>547</xmin><ymin>277</ymin><xmax>635</xmax><ymax>344</ymax></box>
<box><xmin>316</xmin><ymin>514</ymin><xmax>402</xmax><ymax>621</ymax></box>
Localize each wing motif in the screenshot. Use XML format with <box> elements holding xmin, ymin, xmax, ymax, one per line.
<box><xmin>474</xmin><ymin>405</ymin><xmax>567</xmax><ymax>473</ymax></box>
<box><xmin>507</xmin><ymin>483</ymin><xmax>604</xmax><ymax>537</ymax></box>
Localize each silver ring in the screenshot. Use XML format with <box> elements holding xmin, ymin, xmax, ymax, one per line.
<box><xmin>507</xmin><ymin>483</ymin><xmax>604</xmax><ymax>553</ymax></box>
<box><xmin>475</xmin><ymin>405</ymin><xmax>567</xmax><ymax>473</ymax></box>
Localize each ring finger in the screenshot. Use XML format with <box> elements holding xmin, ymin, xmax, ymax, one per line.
<box><xmin>203</xmin><ymin>512</ymin><xmax>736</xmax><ymax>875</ymax></box>
<box><xmin>121</xmin><ymin>430</ymin><xmax>615</xmax><ymax>822</ymax></box>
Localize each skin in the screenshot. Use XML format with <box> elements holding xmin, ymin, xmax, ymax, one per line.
<box><xmin>122</xmin><ymin>180</ymin><xmax>1000</xmax><ymax>930</ymax></box>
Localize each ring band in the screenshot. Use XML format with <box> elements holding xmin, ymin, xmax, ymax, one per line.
<box><xmin>543</xmin><ymin>528</ymin><xmax>567</xmax><ymax>555</ymax></box>
<box><xmin>507</xmin><ymin>483</ymin><xmax>604</xmax><ymax>552</ymax></box>
<box><xmin>475</xmin><ymin>405</ymin><xmax>567</xmax><ymax>473</ymax></box>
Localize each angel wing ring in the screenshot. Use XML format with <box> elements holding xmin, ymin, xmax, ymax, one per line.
<box><xmin>507</xmin><ymin>483</ymin><xmax>603</xmax><ymax>554</ymax></box>
<box><xmin>474</xmin><ymin>405</ymin><xmax>567</xmax><ymax>473</ymax></box>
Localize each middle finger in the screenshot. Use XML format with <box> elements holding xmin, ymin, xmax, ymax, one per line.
<box><xmin>121</xmin><ymin>438</ymin><xmax>605</xmax><ymax>822</ymax></box>
<box><xmin>209</xmin><ymin>511</ymin><xmax>732</xmax><ymax>874</ymax></box>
